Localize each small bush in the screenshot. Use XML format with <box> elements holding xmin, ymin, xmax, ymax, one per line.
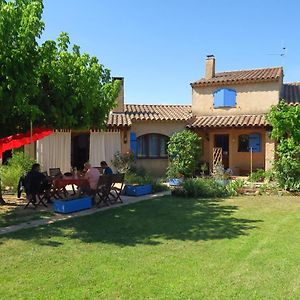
<box><xmin>0</xmin><ymin>151</ymin><xmax>36</xmax><ymax>191</ymax></box>
<box><xmin>226</xmin><ymin>179</ymin><xmax>245</xmax><ymax>196</ymax></box>
<box><xmin>248</xmin><ymin>169</ymin><xmax>266</xmax><ymax>182</ymax></box>
<box><xmin>173</xmin><ymin>177</ymin><xmax>228</xmax><ymax>198</ymax></box>
<box><xmin>111</xmin><ymin>151</ymin><xmax>135</xmax><ymax>173</ymax></box>
<box><xmin>125</xmin><ymin>172</ymin><xmax>168</xmax><ymax>193</ymax></box>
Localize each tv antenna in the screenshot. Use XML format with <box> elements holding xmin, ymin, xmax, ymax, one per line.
<box><xmin>267</xmin><ymin>46</ymin><xmax>287</xmax><ymax>66</ymax></box>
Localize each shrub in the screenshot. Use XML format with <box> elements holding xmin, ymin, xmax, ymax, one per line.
<box><xmin>173</xmin><ymin>177</ymin><xmax>228</xmax><ymax>198</ymax></box>
<box><xmin>226</xmin><ymin>179</ymin><xmax>245</xmax><ymax>196</ymax></box>
<box><xmin>0</xmin><ymin>151</ymin><xmax>36</xmax><ymax>191</ymax></box>
<box><xmin>111</xmin><ymin>151</ymin><xmax>135</xmax><ymax>173</ymax></box>
<box><xmin>167</xmin><ymin>130</ymin><xmax>202</xmax><ymax>178</ymax></box>
<box><xmin>125</xmin><ymin>172</ymin><xmax>168</xmax><ymax>193</ymax></box>
<box><xmin>248</xmin><ymin>169</ymin><xmax>266</xmax><ymax>182</ymax></box>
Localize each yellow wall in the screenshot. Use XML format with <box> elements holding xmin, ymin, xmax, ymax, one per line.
<box><xmin>192</xmin><ymin>80</ymin><xmax>282</xmax><ymax>116</ymax></box>
<box><xmin>195</xmin><ymin>128</ymin><xmax>267</xmax><ymax>175</ymax></box>
<box><xmin>129</xmin><ymin>121</ymin><xmax>187</xmax><ymax>176</ymax></box>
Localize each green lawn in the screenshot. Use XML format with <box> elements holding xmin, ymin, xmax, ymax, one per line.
<box><xmin>1</xmin><ymin>195</ymin><xmax>300</xmax><ymax>299</ymax></box>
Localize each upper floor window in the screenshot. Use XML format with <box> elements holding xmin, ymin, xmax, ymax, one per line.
<box><xmin>213</xmin><ymin>88</ymin><xmax>237</xmax><ymax>108</ymax></box>
<box><xmin>238</xmin><ymin>133</ymin><xmax>261</xmax><ymax>152</ymax></box>
<box><xmin>137</xmin><ymin>134</ymin><xmax>169</xmax><ymax>158</ymax></box>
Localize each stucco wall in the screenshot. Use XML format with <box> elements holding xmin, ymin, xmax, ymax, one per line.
<box><xmin>192</xmin><ymin>80</ymin><xmax>282</xmax><ymax>116</ymax></box>
<box><xmin>130</xmin><ymin>121</ymin><xmax>187</xmax><ymax>176</ymax></box>
<box><xmin>195</xmin><ymin>128</ymin><xmax>267</xmax><ymax>175</ymax></box>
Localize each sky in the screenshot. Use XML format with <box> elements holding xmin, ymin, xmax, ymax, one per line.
<box><xmin>42</xmin><ymin>0</ymin><xmax>300</xmax><ymax>105</ymax></box>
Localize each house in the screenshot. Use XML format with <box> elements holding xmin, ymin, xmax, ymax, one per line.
<box><xmin>108</xmin><ymin>56</ymin><xmax>300</xmax><ymax>176</ymax></box>
<box><xmin>21</xmin><ymin>56</ymin><xmax>300</xmax><ymax>176</ymax></box>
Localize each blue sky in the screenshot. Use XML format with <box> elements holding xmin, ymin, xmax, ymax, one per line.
<box><xmin>42</xmin><ymin>0</ymin><xmax>299</xmax><ymax>105</ymax></box>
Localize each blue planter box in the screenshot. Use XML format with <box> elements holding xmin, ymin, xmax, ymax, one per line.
<box><xmin>53</xmin><ymin>196</ymin><xmax>92</xmax><ymax>214</ymax></box>
<box><xmin>125</xmin><ymin>184</ymin><xmax>152</xmax><ymax>196</ymax></box>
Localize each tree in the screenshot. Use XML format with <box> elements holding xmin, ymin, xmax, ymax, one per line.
<box><xmin>267</xmin><ymin>101</ymin><xmax>300</xmax><ymax>191</ymax></box>
<box><xmin>167</xmin><ymin>130</ymin><xmax>202</xmax><ymax>178</ymax></box>
<box><xmin>0</xmin><ymin>0</ymin><xmax>120</xmax><ymax>203</ymax></box>
<box><xmin>0</xmin><ymin>0</ymin><xmax>44</xmax><ymax>138</ymax></box>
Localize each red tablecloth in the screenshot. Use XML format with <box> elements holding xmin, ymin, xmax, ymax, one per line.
<box><xmin>53</xmin><ymin>177</ymin><xmax>89</xmax><ymax>189</ymax></box>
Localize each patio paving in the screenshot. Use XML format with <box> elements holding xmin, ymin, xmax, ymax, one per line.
<box><xmin>0</xmin><ymin>190</ymin><xmax>171</xmax><ymax>235</ymax></box>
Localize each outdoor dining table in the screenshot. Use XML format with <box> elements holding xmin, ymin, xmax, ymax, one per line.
<box><xmin>53</xmin><ymin>176</ymin><xmax>89</xmax><ymax>194</ymax></box>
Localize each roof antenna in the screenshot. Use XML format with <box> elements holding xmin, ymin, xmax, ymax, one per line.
<box><xmin>267</xmin><ymin>44</ymin><xmax>287</xmax><ymax>66</ymax></box>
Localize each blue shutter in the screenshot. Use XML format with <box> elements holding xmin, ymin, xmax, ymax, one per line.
<box><xmin>213</xmin><ymin>89</ymin><xmax>224</xmax><ymax>108</ymax></box>
<box><xmin>223</xmin><ymin>88</ymin><xmax>236</xmax><ymax>107</ymax></box>
<box><xmin>130</xmin><ymin>132</ymin><xmax>137</xmax><ymax>158</ymax></box>
<box><xmin>249</xmin><ymin>134</ymin><xmax>261</xmax><ymax>152</ymax></box>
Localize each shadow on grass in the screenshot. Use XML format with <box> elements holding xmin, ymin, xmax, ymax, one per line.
<box><xmin>0</xmin><ymin>196</ymin><xmax>262</xmax><ymax>246</ymax></box>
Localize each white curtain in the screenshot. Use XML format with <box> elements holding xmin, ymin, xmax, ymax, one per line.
<box><xmin>89</xmin><ymin>131</ymin><xmax>121</xmax><ymax>169</ymax></box>
<box><xmin>36</xmin><ymin>131</ymin><xmax>71</xmax><ymax>173</ymax></box>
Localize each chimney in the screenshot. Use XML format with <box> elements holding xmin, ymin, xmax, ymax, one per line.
<box><xmin>112</xmin><ymin>77</ymin><xmax>124</xmax><ymax>112</ymax></box>
<box><xmin>205</xmin><ymin>55</ymin><xmax>215</xmax><ymax>79</ymax></box>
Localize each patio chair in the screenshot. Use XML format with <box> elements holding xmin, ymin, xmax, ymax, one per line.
<box><xmin>96</xmin><ymin>175</ymin><xmax>113</xmax><ymax>207</ymax></box>
<box><xmin>49</xmin><ymin>168</ymin><xmax>62</xmax><ymax>178</ymax></box>
<box><xmin>109</xmin><ymin>173</ymin><xmax>125</xmax><ymax>204</ymax></box>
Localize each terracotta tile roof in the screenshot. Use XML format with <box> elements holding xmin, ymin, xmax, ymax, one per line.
<box><xmin>187</xmin><ymin>114</ymin><xmax>269</xmax><ymax>129</ymax></box>
<box><xmin>124</xmin><ymin>104</ymin><xmax>192</xmax><ymax>121</ymax></box>
<box><xmin>191</xmin><ymin>67</ymin><xmax>283</xmax><ymax>87</ymax></box>
<box><xmin>107</xmin><ymin>112</ymin><xmax>132</xmax><ymax>128</ymax></box>
<box><xmin>106</xmin><ymin>104</ymin><xmax>192</xmax><ymax>128</ymax></box>
<box><xmin>282</xmin><ymin>82</ymin><xmax>300</xmax><ymax>105</ymax></box>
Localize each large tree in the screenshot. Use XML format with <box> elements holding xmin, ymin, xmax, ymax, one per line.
<box><xmin>0</xmin><ymin>0</ymin><xmax>120</xmax><ymax>203</ymax></box>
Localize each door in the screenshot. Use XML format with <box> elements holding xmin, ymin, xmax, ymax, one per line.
<box><xmin>214</xmin><ymin>134</ymin><xmax>229</xmax><ymax>169</ymax></box>
<box><xmin>71</xmin><ymin>133</ymin><xmax>90</xmax><ymax>171</ymax></box>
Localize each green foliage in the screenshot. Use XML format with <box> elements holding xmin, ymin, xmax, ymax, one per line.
<box><xmin>248</xmin><ymin>169</ymin><xmax>266</xmax><ymax>182</ymax></box>
<box><xmin>267</xmin><ymin>101</ymin><xmax>300</xmax><ymax>191</ymax></box>
<box><xmin>0</xmin><ymin>0</ymin><xmax>44</xmax><ymax>137</ymax></box>
<box><xmin>125</xmin><ymin>172</ymin><xmax>168</xmax><ymax>193</ymax></box>
<box><xmin>167</xmin><ymin>130</ymin><xmax>202</xmax><ymax>178</ymax></box>
<box><xmin>173</xmin><ymin>177</ymin><xmax>228</xmax><ymax>198</ymax></box>
<box><xmin>35</xmin><ymin>33</ymin><xmax>120</xmax><ymax>129</ymax></box>
<box><xmin>0</xmin><ymin>1</ymin><xmax>119</xmax><ymax>137</ymax></box>
<box><xmin>111</xmin><ymin>151</ymin><xmax>135</xmax><ymax>173</ymax></box>
<box><xmin>226</xmin><ymin>179</ymin><xmax>245</xmax><ymax>196</ymax></box>
<box><xmin>0</xmin><ymin>151</ymin><xmax>36</xmax><ymax>191</ymax></box>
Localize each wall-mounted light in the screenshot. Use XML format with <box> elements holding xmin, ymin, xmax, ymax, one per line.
<box><xmin>123</xmin><ymin>131</ymin><xmax>128</xmax><ymax>144</ymax></box>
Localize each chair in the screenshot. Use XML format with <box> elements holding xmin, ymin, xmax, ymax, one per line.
<box><xmin>49</xmin><ymin>168</ymin><xmax>62</xmax><ymax>178</ymax></box>
<box><xmin>109</xmin><ymin>173</ymin><xmax>125</xmax><ymax>203</ymax></box>
<box><xmin>24</xmin><ymin>187</ymin><xmax>49</xmax><ymax>209</ymax></box>
<box><xmin>96</xmin><ymin>175</ymin><xmax>113</xmax><ymax>207</ymax></box>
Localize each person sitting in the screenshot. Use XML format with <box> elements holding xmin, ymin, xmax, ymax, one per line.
<box><xmin>80</xmin><ymin>162</ymin><xmax>100</xmax><ymax>200</ymax></box>
<box><xmin>25</xmin><ymin>163</ymin><xmax>51</xmax><ymax>203</ymax></box>
<box><xmin>100</xmin><ymin>161</ymin><xmax>113</xmax><ymax>175</ymax></box>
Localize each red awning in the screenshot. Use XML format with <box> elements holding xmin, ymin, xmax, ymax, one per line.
<box><xmin>0</xmin><ymin>128</ymin><xmax>54</xmax><ymax>158</ymax></box>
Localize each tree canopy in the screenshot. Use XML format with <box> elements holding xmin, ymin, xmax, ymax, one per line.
<box><xmin>0</xmin><ymin>0</ymin><xmax>119</xmax><ymax>138</ymax></box>
<box><xmin>267</xmin><ymin>101</ymin><xmax>300</xmax><ymax>191</ymax></box>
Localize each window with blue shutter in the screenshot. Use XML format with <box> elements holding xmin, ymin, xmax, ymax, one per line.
<box><xmin>213</xmin><ymin>88</ymin><xmax>236</xmax><ymax>108</ymax></box>
<box><xmin>249</xmin><ymin>133</ymin><xmax>261</xmax><ymax>152</ymax></box>
<box><xmin>136</xmin><ymin>134</ymin><xmax>169</xmax><ymax>158</ymax></box>
<box><xmin>238</xmin><ymin>133</ymin><xmax>261</xmax><ymax>152</ymax></box>
<box><xmin>130</xmin><ymin>132</ymin><xmax>137</xmax><ymax>158</ymax></box>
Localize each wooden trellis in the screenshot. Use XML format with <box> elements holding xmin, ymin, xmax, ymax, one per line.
<box><xmin>213</xmin><ymin>147</ymin><xmax>223</xmax><ymax>171</ymax></box>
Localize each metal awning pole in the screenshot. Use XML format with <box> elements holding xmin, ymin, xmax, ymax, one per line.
<box><xmin>30</xmin><ymin>120</ymin><xmax>33</xmax><ymax>144</ymax></box>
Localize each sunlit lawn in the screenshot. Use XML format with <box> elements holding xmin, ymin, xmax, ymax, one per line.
<box><xmin>1</xmin><ymin>195</ymin><xmax>300</xmax><ymax>299</ymax></box>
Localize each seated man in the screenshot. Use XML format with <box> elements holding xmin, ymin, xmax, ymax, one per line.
<box><xmin>100</xmin><ymin>161</ymin><xmax>113</xmax><ymax>175</ymax></box>
<box><xmin>81</xmin><ymin>162</ymin><xmax>100</xmax><ymax>199</ymax></box>
<box><xmin>25</xmin><ymin>163</ymin><xmax>51</xmax><ymax>203</ymax></box>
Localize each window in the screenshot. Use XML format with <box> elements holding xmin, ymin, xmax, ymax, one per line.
<box><xmin>137</xmin><ymin>134</ymin><xmax>169</xmax><ymax>158</ymax></box>
<box><xmin>213</xmin><ymin>88</ymin><xmax>236</xmax><ymax>108</ymax></box>
<box><xmin>238</xmin><ymin>134</ymin><xmax>261</xmax><ymax>152</ymax></box>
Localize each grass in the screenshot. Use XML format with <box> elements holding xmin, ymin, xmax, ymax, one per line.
<box><xmin>0</xmin><ymin>195</ymin><xmax>54</xmax><ymax>227</ymax></box>
<box><xmin>1</xmin><ymin>195</ymin><xmax>300</xmax><ymax>299</ymax></box>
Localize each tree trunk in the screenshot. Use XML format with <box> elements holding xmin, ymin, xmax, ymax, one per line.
<box><xmin>0</xmin><ymin>178</ymin><xmax>6</xmax><ymax>205</ymax></box>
